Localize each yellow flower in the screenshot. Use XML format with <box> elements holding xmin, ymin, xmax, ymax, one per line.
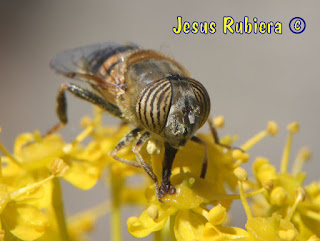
<box><xmin>202</xmin><ymin>167</ymin><xmax>298</xmax><ymax>241</ymax></box>
<box><xmin>249</xmin><ymin>122</ymin><xmax>320</xmax><ymax>240</ymax></box>
<box><xmin>127</xmin><ymin>120</ymin><xmax>278</xmax><ymax>241</ymax></box>
<box><xmin>2</xmin><ymin>107</ymin><xmax>320</xmax><ymax>241</ymax></box>
<box><xmin>127</xmin><ymin>173</ymin><xmax>211</xmax><ymax>240</ymax></box>
<box><xmin>0</xmin><ymin>156</ymin><xmax>69</xmax><ymax>240</ymax></box>
<box><xmin>8</xmin><ymin>112</ymin><xmax>119</xmax><ymax>191</ymax></box>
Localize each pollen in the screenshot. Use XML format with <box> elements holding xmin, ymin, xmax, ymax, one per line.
<box><xmin>146</xmin><ymin>139</ymin><xmax>162</xmax><ymax>155</ymax></box>
<box><xmin>188</xmin><ymin>177</ymin><xmax>195</xmax><ymax>185</ymax></box>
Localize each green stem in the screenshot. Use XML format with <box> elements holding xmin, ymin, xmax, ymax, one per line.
<box><xmin>154</xmin><ymin>230</ymin><xmax>162</xmax><ymax>241</ymax></box>
<box><xmin>52</xmin><ymin>178</ymin><xmax>70</xmax><ymax>241</ymax></box>
<box><xmin>111</xmin><ymin>173</ymin><xmax>123</xmax><ymax>241</ymax></box>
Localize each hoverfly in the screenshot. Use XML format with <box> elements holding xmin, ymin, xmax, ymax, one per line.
<box><xmin>50</xmin><ymin>42</ymin><xmax>216</xmax><ymax>200</ymax></box>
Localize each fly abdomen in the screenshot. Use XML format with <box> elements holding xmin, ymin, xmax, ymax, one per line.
<box><xmin>136</xmin><ymin>79</ymin><xmax>172</xmax><ymax>134</ymax></box>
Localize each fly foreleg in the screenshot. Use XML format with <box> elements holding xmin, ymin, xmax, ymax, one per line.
<box><xmin>190</xmin><ymin>136</ymin><xmax>208</xmax><ymax>178</ymax></box>
<box><xmin>132</xmin><ymin>132</ymin><xmax>162</xmax><ymax>201</ymax></box>
<box><xmin>109</xmin><ymin>128</ymin><xmax>144</xmax><ymax>168</ymax></box>
<box><xmin>159</xmin><ymin>142</ymin><xmax>178</xmax><ymax>199</ymax></box>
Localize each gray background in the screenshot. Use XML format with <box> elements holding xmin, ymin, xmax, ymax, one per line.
<box><xmin>1</xmin><ymin>1</ymin><xmax>319</xmax><ymax>240</ymax></box>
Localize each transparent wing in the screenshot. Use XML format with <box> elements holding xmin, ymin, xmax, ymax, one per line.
<box><xmin>50</xmin><ymin>42</ymin><xmax>139</xmax><ymax>85</ymax></box>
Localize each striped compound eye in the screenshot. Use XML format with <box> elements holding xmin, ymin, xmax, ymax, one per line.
<box><xmin>136</xmin><ymin>79</ymin><xmax>172</xmax><ymax>133</ymax></box>
<box><xmin>188</xmin><ymin>78</ymin><xmax>211</xmax><ymax>128</ymax></box>
<box><xmin>136</xmin><ymin>76</ymin><xmax>210</xmax><ymax>139</ymax></box>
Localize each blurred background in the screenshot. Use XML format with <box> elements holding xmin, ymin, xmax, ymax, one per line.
<box><xmin>1</xmin><ymin>0</ymin><xmax>319</xmax><ymax>240</ymax></box>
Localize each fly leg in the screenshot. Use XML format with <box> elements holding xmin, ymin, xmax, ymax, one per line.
<box><xmin>109</xmin><ymin>128</ymin><xmax>144</xmax><ymax>168</ymax></box>
<box><xmin>46</xmin><ymin>83</ymin><xmax>123</xmax><ymax>136</ymax></box>
<box><xmin>190</xmin><ymin>136</ymin><xmax>208</xmax><ymax>178</ymax></box>
<box><xmin>207</xmin><ymin>118</ymin><xmax>244</xmax><ymax>151</ymax></box>
<box><xmin>131</xmin><ymin>132</ymin><xmax>163</xmax><ymax>200</ymax></box>
<box><xmin>159</xmin><ymin>142</ymin><xmax>178</xmax><ymax>198</ymax></box>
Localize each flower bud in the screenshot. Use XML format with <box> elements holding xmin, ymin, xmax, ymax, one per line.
<box><xmin>232</xmin><ymin>149</ymin><xmax>243</xmax><ymax>160</ymax></box>
<box><xmin>146</xmin><ymin>205</ymin><xmax>158</xmax><ymax>220</ymax></box>
<box><xmin>279</xmin><ymin>228</ymin><xmax>297</xmax><ymax>241</ymax></box>
<box><xmin>267</xmin><ymin>121</ymin><xmax>278</xmax><ymax>136</ymax></box>
<box><xmin>213</xmin><ymin>116</ymin><xmax>225</xmax><ymax>128</ymax></box>
<box><xmin>207</xmin><ymin>205</ymin><xmax>227</xmax><ymax>225</ymax></box>
<box><xmin>270</xmin><ymin>187</ymin><xmax>288</xmax><ymax>206</ymax></box>
<box><xmin>287</xmin><ymin>122</ymin><xmax>299</xmax><ymax>133</ymax></box>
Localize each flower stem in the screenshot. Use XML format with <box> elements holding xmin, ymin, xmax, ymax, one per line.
<box><xmin>52</xmin><ymin>178</ymin><xmax>70</xmax><ymax>241</ymax></box>
<box><xmin>285</xmin><ymin>187</ymin><xmax>304</xmax><ymax>221</ymax></box>
<box><xmin>0</xmin><ymin>156</ymin><xmax>2</xmax><ymax>181</ymax></box>
<box><xmin>154</xmin><ymin>230</ymin><xmax>162</xmax><ymax>241</ymax></box>
<box><xmin>0</xmin><ymin>220</ymin><xmax>3</xmax><ymax>241</ymax></box>
<box><xmin>238</xmin><ymin>181</ymin><xmax>253</xmax><ymax>219</ymax></box>
<box><xmin>281</xmin><ymin>123</ymin><xmax>299</xmax><ymax>174</ymax></box>
<box><xmin>0</xmin><ymin>141</ymin><xmax>22</xmax><ymax>167</ymax></box>
<box><xmin>280</xmin><ymin>132</ymin><xmax>293</xmax><ymax>174</ymax></box>
<box><xmin>241</xmin><ymin>130</ymin><xmax>268</xmax><ymax>151</ymax></box>
<box><xmin>207</xmin><ymin>187</ymin><xmax>265</xmax><ymax>203</ymax></box>
<box><xmin>111</xmin><ymin>173</ymin><xmax>123</xmax><ymax>241</ymax></box>
<box><xmin>170</xmin><ymin>215</ymin><xmax>177</xmax><ymax>241</ymax></box>
<box><xmin>10</xmin><ymin>175</ymin><xmax>54</xmax><ymax>200</ymax></box>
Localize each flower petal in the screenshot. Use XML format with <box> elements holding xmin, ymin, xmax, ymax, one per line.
<box><xmin>174</xmin><ymin>210</ymin><xmax>207</xmax><ymax>241</ymax></box>
<box><xmin>246</xmin><ymin>214</ymin><xmax>297</xmax><ymax>241</ymax></box>
<box><xmin>15</xmin><ymin>134</ymin><xmax>65</xmax><ymax>169</ymax></box>
<box><xmin>3</xmin><ymin>202</ymin><xmax>48</xmax><ymax>241</ymax></box>
<box><xmin>203</xmin><ymin>223</ymin><xmax>251</xmax><ymax>241</ymax></box>
<box><xmin>127</xmin><ymin>205</ymin><xmax>175</xmax><ymax>238</ymax></box>
<box><xmin>62</xmin><ymin>160</ymin><xmax>100</xmax><ymax>190</ymax></box>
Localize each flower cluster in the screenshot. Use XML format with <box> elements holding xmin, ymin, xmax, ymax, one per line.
<box><xmin>0</xmin><ymin>108</ymin><xmax>319</xmax><ymax>241</ymax></box>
